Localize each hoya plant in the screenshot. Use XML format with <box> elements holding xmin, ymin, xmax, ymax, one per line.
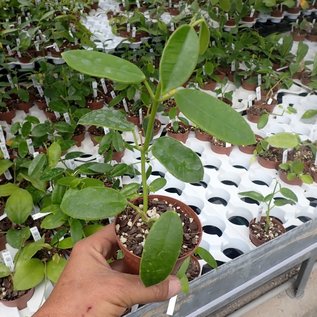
<box><xmin>60</xmin><ymin>21</ymin><xmax>255</xmax><ymax>286</ymax></box>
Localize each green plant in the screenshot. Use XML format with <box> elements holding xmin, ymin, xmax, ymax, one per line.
<box><xmin>279</xmin><ymin>160</ymin><xmax>314</xmax><ymax>184</ymax></box>
<box><xmin>239</xmin><ymin>180</ymin><xmax>298</xmax><ymax>233</ymax></box>
<box><xmin>60</xmin><ymin>21</ymin><xmax>254</xmax><ymax>287</ymax></box>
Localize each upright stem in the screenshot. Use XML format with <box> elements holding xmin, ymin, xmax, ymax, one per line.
<box><xmin>139</xmin><ymin>81</ymin><xmax>161</xmax><ymax>214</ymax></box>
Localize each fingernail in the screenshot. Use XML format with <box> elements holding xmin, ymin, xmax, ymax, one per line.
<box><xmin>168</xmin><ymin>276</ymin><xmax>181</xmax><ymax>297</ymax></box>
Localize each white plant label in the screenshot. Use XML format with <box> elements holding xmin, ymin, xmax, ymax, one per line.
<box><xmin>30</xmin><ymin>226</ymin><xmax>41</xmax><ymax>241</ymax></box>
<box><xmin>136</xmin><ymin>0</ymin><xmax>140</xmax><ymax>8</ymax></box>
<box><xmin>79</xmin><ymin>74</ymin><xmax>84</xmax><ymax>81</ymax></box>
<box><xmin>96</xmin><ymin>154</ymin><xmax>104</xmax><ymax>163</ymax></box>
<box><xmin>92</xmin><ymin>81</ymin><xmax>98</xmax><ymax>98</ymax></box>
<box><xmin>63</xmin><ymin>112</ymin><xmax>71</xmax><ymax>124</ymax></box>
<box><xmin>0</xmin><ymin>213</ymin><xmax>7</xmax><ymax>221</ymax></box>
<box><xmin>169</xmin><ymin>0</ymin><xmax>172</xmax><ymax>7</ymax></box>
<box><xmin>44</xmin><ymin>96</ymin><xmax>50</xmax><ymax>106</ymax></box>
<box><xmin>225</xmin><ymin>142</ymin><xmax>231</xmax><ymax>148</ymax></box>
<box><xmin>2</xmin><ymin>251</ymin><xmax>14</xmax><ymax>271</ymax></box>
<box><xmin>166</xmin><ymin>295</ymin><xmax>177</xmax><ymax>316</ymax></box>
<box><xmin>139</xmin><ymin>108</ymin><xmax>143</xmax><ymax>124</ymax></box>
<box><xmin>53</xmin><ymin>42</ymin><xmax>60</xmax><ymax>52</ymax></box>
<box><xmin>110</xmin><ymin>91</ymin><xmax>116</xmax><ymax>99</ymax></box>
<box><xmin>282</xmin><ymin>150</ymin><xmax>288</xmax><ymax>164</ymax></box>
<box><xmin>103</xmin><ymin>127</ymin><xmax>110</xmax><ymax>134</ymax></box>
<box><xmin>256</xmin><ymin>86</ymin><xmax>261</xmax><ymax>101</ymax></box>
<box><xmin>36</xmin><ymin>85</ymin><xmax>44</xmax><ymax>97</ymax></box>
<box><xmin>54</xmin><ymin>111</ymin><xmax>61</xmax><ymax>119</ymax></box>
<box><xmin>17</xmin><ymin>50</ymin><xmax>22</xmax><ymax>58</ymax></box>
<box><xmin>33</xmin><ymin>151</ymin><xmax>39</xmax><ymax>158</ymax></box>
<box><xmin>256</xmin><ymin>205</ymin><xmax>264</xmax><ymax>222</ymax></box>
<box><xmin>100</xmin><ymin>79</ymin><xmax>108</xmax><ymax>94</ymax></box>
<box><xmin>18</xmin><ymin>16</ymin><xmax>21</xmax><ymax>24</ymax></box>
<box><xmin>35</xmin><ymin>41</ymin><xmax>40</xmax><ymax>51</ymax></box>
<box><xmin>170</xmin><ymin>23</ymin><xmax>175</xmax><ymax>32</ymax></box>
<box><xmin>313</xmin><ymin>19</ymin><xmax>316</xmax><ymax>25</ymax></box>
<box><xmin>68</xmin><ymin>159</ymin><xmax>77</xmax><ymax>169</ymax></box>
<box><xmin>247</xmin><ymin>96</ymin><xmax>253</xmax><ymax>108</ymax></box>
<box><xmin>0</xmin><ymin>126</ymin><xmax>6</xmax><ymax>144</ymax></box>
<box><xmin>132</xmin><ymin>27</ymin><xmax>136</xmax><ymax>38</ymax></box>
<box><xmin>250</xmin><ymin>8</ymin><xmax>255</xmax><ymax>17</ymax></box>
<box><xmin>26</xmin><ymin>138</ymin><xmax>35</xmax><ymax>155</ymax></box>
<box><xmin>231</xmin><ymin>61</ymin><xmax>236</xmax><ymax>72</ymax></box>
<box><xmin>225</xmin><ymin>13</ymin><xmax>229</xmax><ymax>20</ymax></box>
<box><xmin>6</xmin><ymin>74</ymin><xmax>14</xmax><ymax>89</ymax></box>
<box><xmin>0</xmin><ymin>144</ymin><xmax>10</xmax><ymax>160</ymax></box>
<box><xmin>313</xmin><ymin>0</ymin><xmax>316</xmax><ymax>6</ymax></box>
<box><xmin>267</xmin><ymin>98</ymin><xmax>273</xmax><ymax>105</ymax></box>
<box><xmin>4</xmin><ymin>170</ymin><xmax>12</xmax><ymax>180</ymax></box>
<box><xmin>123</xmin><ymin>98</ymin><xmax>129</xmax><ymax>112</ymax></box>
<box><xmin>127</xmin><ymin>23</ymin><xmax>131</xmax><ymax>33</ymax></box>
<box><xmin>257</xmin><ymin>74</ymin><xmax>262</xmax><ymax>86</ymax></box>
<box><xmin>6</xmin><ymin>45</ymin><xmax>12</xmax><ymax>56</ymax></box>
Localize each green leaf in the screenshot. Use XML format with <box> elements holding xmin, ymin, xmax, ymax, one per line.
<box><xmin>61</xmin><ymin>187</ymin><xmax>127</xmax><ymax>220</ymax></box>
<box><xmin>20</xmin><ymin>173</ymin><xmax>47</xmax><ymax>192</ymax></box>
<box><xmin>0</xmin><ymin>183</ymin><xmax>19</xmax><ymax>197</ymax></box>
<box><xmin>179</xmin><ymin>275</ymin><xmax>189</xmax><ymax>294</ymax></box>
<box><xmin>300</xmin><ymin>174</ymin><xmax>314</xmax><ymax>184</ymax></box>
<box><xmin>266</xmin><ymin>133</ymin><xmax>300</xmax><ymax>148</ymax></box>
<box><xmin>219</xmin><ymin>0</ymin><xmax>231</xmax><ymax>11</ymax></box>
<box><xmin>79</xmin><ymin>108</ymin><xmax>134</xmax><ymax>132</ymax></box>
<box><xmin>70</xmin><ymin>219</ymin><xmax>83</xmax><ymax>243</ymax></box>
<box><xmin>18</xmin><ymin>239</ymin><xmax>51</xmax><ymax>262</ymax></box>
<box><xmin>301</xmin><ymin>110</ymin><xmax>317</xmax><ymax>119</ymax></box>
<box><xmin>140</xmin><ymin>211</ymin><xmax>183</xmax><ymax>286</ymax></box>
<box><xmin>47</xmin><ymin>256</ymin><xmax>67</xmax><ymax>284</ymax></box>
<box><xmin>0</xmin><ymin>159</ymin><xmax>13</xmax><ymax>175</ymax></box>
<box><xmin>160</xmin><ymin>25</ymin><xmax>200</xmax><ymax>95</ymax></box>
<box><xmin>51</xmin><ymin>184</ymin><xmax>67</xmax><ymax>204</ymax></box>
<box><xmin>83</xmin><ymin>224</ymin><xmax>103</xmax><ymax>236</ymax></box>
<box><xmin>48</xmin><ymin>142</ymin><xmax>61</xmax><ymax>168</ymax></box>
<box><xmin>239</xmin><ymin>191</ymin><xmax>265</xmax><ymax>202</ymax></box>
<box><xmin>80</xmin><ymin>178</ymin><xmax>105</xmax><ymax>188</ymax></box>
<box><xmin>57</xmin><ymin>237</ymin><xmax>74</xmax><ymax>249</ymax></box>
<box><xmin>65</xmin><ymin>151</ymin><xmax>85</xmax><ymax>160</ymax></box>
<box><xmin>257</xmin><ymin>113</ymin><xmax>269</xmax><ymax>129</ymax></box>
<box><xmin>198</xmin><ymin>20</ymin><xmax>210</xmax><ymax>55</ymax></box>
<box><xmin>57</xmin><ymin>176</ymin><xmax>81</xmax><ymax>188</ymax></box>
<box><xmin>176</xmin><ymin>257</ymin><xmax>190</xmax><ymax>294</ymax></box>
<box><xmin>280</xmin><ymin>187</ymin><xmax>298</xmax><ymax>202</ymax></box>
<box><xmin>0</xmin><ymin>262</ymin><xmax>10</xmax><ymax>278</ymax></box>
<box><xmin>120</xmin><ymin>183</ymin><xmax>140</xmax><ymax>198</ymax></box>
<box><xmin>88</xmin><ymin>163</ymin><xmax>112</xmax><ymax>174</ymax></box>
<box><xmin>5</xmin><ymin>188</ymin><xmax>33</xmax><ymax>224</ymax></box>
<box><xmin>148</xmin><ymin>178</ymin><xmax>167</xmax><ymax>192</ymax></box>
<box><xmin>6</xmin><ymin>228</ymin><xmax>31</xmax><ymax>249</ymax></box>
<box><xmin>40</xmin><ymin>168</ymin><xmax>65</xmax><ymax>181</ymax></box>
<box><xmin>18</xmin><ymin>140</ymin><xmax>28</xmax><ymax>158</ymax></box>
<box><xmin>62</xmin><ymin>50</ymin><xmax>145</xmax><ymax>84</ymax></box>
<box><xmin>274</xmin><ymin>198</ymin><xmax>295</xmax><ymax>206</ymax></box>
<box><xmin>28</xmin><ymin>153</ymin><xmax>47</xmax><ymax>178</ymax></box>
<box><xmin>175</xmin><ymin>89</ymin><xmax>255</xmax><ymax>145</ymax></box>
<box><xmin>41</xmin><ymin>211</ymin><xmax>68</xmax><ymax>229</ymax></box>
<box><xmin>13</xmin><ymin>259</ymin><xmax>45</xmax><ymax>291</ymax></box>
<box><xmin>195</xmin><ymin>247</ymin><xmax>217</xmax><ymax>268</ymax></box>
<box><xmin>152</xmin><ymin>137</ymin><xmax>203</xmax><ymax>183</ymax></box>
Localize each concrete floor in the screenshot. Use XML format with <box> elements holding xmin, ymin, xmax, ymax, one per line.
<box><xmin>229</xmin><ymin>264</ymin><xmax>317</xmax><ymax>317</ymax></box>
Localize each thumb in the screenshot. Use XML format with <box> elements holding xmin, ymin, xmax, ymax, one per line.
<box><xmin>123</xmin><ymin>275</ymin><xmax>181</xmax><ymax>305</ymax></box>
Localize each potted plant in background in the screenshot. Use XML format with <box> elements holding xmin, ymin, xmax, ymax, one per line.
<box><xmin>239</xmin><ymin>180</ymin><xmax>298</xmax><ymax>246</ymax></box>
<box><xmin>60</xmin><ymin>20</ymin><xmax>255</xmax><ymax>288</ymax></box>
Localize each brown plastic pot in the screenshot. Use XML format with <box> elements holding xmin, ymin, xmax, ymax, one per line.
<box><xmin>140</xmin><ymin>118</ymin><xmax>161</xmax><ymax>137</ymax></box>
<box><xmin>194</xmin><ymin>129</ymin><xmax>212</xmax><ymax>142</ymax></box>
<box><xmin>35</xmin><ymin>99</ymin><xmax>47</xmax><ymax>110</ymax></box>
<box><xmin>306</xmin><ymin>33</ymin><xmax>317</xmax><ymax>42</ymax></box>
<box><xmin>257</xmin><ymin>155</ymin><xmax>281</xmax><ymax>170</ymax></box>
<box><xmin>278</xmin><ymin>169</ymin><xmax>303</xmax><ymax>186</ymax></box>
<box><xmin>239</xmin><ymin>135</ymin><xmax>263</xmax><ymax>155</ymax></box>
<box><xmin>115</xmin><ymin>195</ymin><xmax>202</xmax><ymax>275</ymax></box>
<box><xmin>241</xmin><ymin>79</ymin><xmax>257</xmax><ymax>91</ymax></box>
<box><xmin>127</xmin><ymin>115</ymin><xmax>140</xmax><ymax>125</ymax></box>
<box><xmin>201</xmin><ymin>80</ymin><xmax>217</xmax><ymax>91</ymax></box>
<box><xmin>1</xmin><ymin>287</ymin><xmax>34</xmax><ymax>310</ymax></box>
<box><xmin>0</xmin><ymin>110</ymin><xmax>16</xmax><ymax>124</ymax></box>
<box><xmin>111</xmin><ymin>150</ymin><xmax>125</xmax><ymax>163</ymax></box>
<box><xmin>72</xmin><ymin>132</ymin><xmax>85</xmax><ymax>147</ymax></box>
<box><xmin>291</xmin><ymin>31</ymin><xmax>306</xmax><ymax>42</ymax></box>
<box><xmin>16</xmin><ymin>102</ymin><xmax>32</xmax><ymax>113</ymax></box>
<box><xmin>0</xmin><ymin>233</ymin><xmax>6</xmax><ymax>251</ymax></box>
<box><xmin>166</xmin><ymin>122</ymin><xmax>190</xmax><ymax>143</ymax></box>
<box><xmin>246</xmin><ymin>111</ymin><xmax>261</xmax><ymax>123</ymax></box>
<box><xmin>87</xmin><ymin>99</ymin><xmax>104</xmax><ymax>110</ymax></box>
<box><xmin>210</xmin><ymin>142</ymin><xmax>233</xmax><ymax>156</ymax></box>
<box><xmin>249</xmin><ymin>217</ymin><xmax>285</xmax><ymax>247</ymax></box>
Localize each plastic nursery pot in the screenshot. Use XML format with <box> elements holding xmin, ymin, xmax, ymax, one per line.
<box><xmin>187</xmin><ymin>256</ymin><xmax>201</xmax><ymax>282</ymax></box>
<box><xmin>44</xmin><ymin>110</ymin><xmax>58</xmax><ymax>122</ymax></box>
<box><xmin>72</xmin><ymin>125</ymin><xmax>86</xmax><ymax>147</ymax></box>
<box><xmin>16</xmin><ymin>101</ymin><xmax>33</xmax><ymax>113</ymax></box>
<box><xmin>254</xmin><ymin>99</ymin><xmax>277</xmax><ymax>113</ymax></box>
<box><xmin>0</xmin><ymin>285</ymin><xmax>35</xmax><ymax>310</ymax></box>
<box><xmin>201</xmin><ymin>80</ymin><xmax>217</xmax><ymax>91</ymax></box>
<box><xmin>278</xmin><ymin>169</ymin><xmax>303</xmax><ymax>186</ymax></box>
<box><xmin>88</xmin><ymin>126</ymin><xmax>104</xmax><ymax>146</ymax></box>
<box><xmin>165</xmin><ymin>122</ymin><xmax>190</xmax><ymax>143</ymax></box>
<box><xmin>257</xmin><ymin>155</ymin><xmax>281</xmax><ymax>170</ymax></box>
<box><xmin>249</xmin><ymin>217</ymin><xmax>285</xmax><ymax>247</ymax></box>
<box><xmin>115</xmin><ymin>195</ymin><xmax>203</xmax><ymax>275</ymax></box>
<box><xmin>0</xmin><ymin>109</ymin><xmax>16</xmax><ymax>124</ymax></box>
<box><xmin>291</xmin><ymin>31</ymin><xmax>306</xmax><ymax>42</ymax></box>
<box><xmin>239</xmin><ymin>135</ymin><xmax>263</xmax><ymax>155</ymax></box>
<box><xmin>34</xmin><ymin>99</ymin><xmax>47</xmax><ymax>111</ymax></box>
<box><xmin>87</xmin><ymin>98</ymin><xmax>105</xmax><ymax>110</ymax></box>
<box><xmin>194</xmin><ymin>128</ymin><xmax>212</xmax><ymax>142</ymax></box>
<box><xmin>241</xmin><ymin>79</ymin><xmax>257</xmax><ymax>91</ymax></box>
<box><xmin>210</xmin><ymin>139</ymin><xmax>233</xmax><ymax>156</ymax></box>
<box><xmin>306</xmin><ymin>33</ymin><xmax>317</xmax><ymax>42</ymax></box>
<box><xmin>127</xmin><ymin>115</ymin><xmax>140</xmax><ymax>125</ymax></box>
<box><xmin>309</xmin><ymin>165</ymin><xmax>317</xmax><ymax>183</ymax></box>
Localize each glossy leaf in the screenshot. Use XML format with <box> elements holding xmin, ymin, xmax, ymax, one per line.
<box><xmin>79</xmin><ymin>108</ymin><xmax>134</xmax><ymax>132</ymax></box>
<box><xmin>0</xmin><ymin>159</ymin><xmax>13</xmax><ymax>175</ymax></box>
<box><xmin>48</xmin><ymin>142</ymin><xmax>61</xmax><ymax>168</ymax></box>
<box><xmin>28</xmin><ymin>153</ymin><xmax>47</xmax><ymax>178</ymax></box>
<box><xmin>65</xmin><ymin>151</ymin><xmax>85</xmax><ymax>160</ymax></box>
<box><xmin>148</xmin><ymin>178</ymin><xmax>167</xmax><ymax>192</ymax></box>
<box><xmin>5</xmin><ymin>188</ymin><xmax>33</xmax><ymax>224</ymax></box>
<box><xmin>52</xmin><ymin>184</ymin><xmax>67</xmax><ymax>204</ymax></box>
<box><xmin>301</xmin><ymin>110</ymin><xmax>317</xmax><ymax>119</ymax></box>
<box><xmin>140</xmin><ymin>211</ymin><xmax>183</xmax><ymax>286</ymax></box>
<box><xmin>274</xmin><ymin>198</ymin><xmax>295</xmax><ymax>206</ymax></box>
<box><xmin>160</xmin><ymin>25</ymin><xmax>199</xmax><ymax>95</ymax></box>
<box><xmin>120</xmin><ymin>183</ymin><xmax>140</xmax><ymax>198</ymax></box>
<box><xmin>18</xmin><ymin>140</ymin><xmax>28</xmax><ymax>158</ymax></box>
<box><xmin>70</xmin><ymin>219</ymin><xmax>83</xmax><ymax>243</ymax></box>
<box><xmin>0</xmin><ymin>183</ymin><xmax>19</xmax><ymax>197</ymax></box>
<box><xmin>6</xmin><ymin>228</ymin><xmax>31</xmax><ymax>249</ymax></box>
<box><xmin>239</xmin><ymin>191</ymin><xmax>264</xmax><ymax>202</ymax></box>
<box><xmin>266</xmin><ymin>132</ymin><xmax>300</xmax><ymax>148</ymax></box>
<box><xmin>80</xmin><ymin>178</ymin><xmax>105</xmax><ymax>188</ymax></box>
<box><xmin>257</xmin><ymin>113</ymin><xmax>269</xmax><ymax>129</ymax></box>
<box><xmin>41</xmin><ymin>211</ymin><xmax>68</xmax><ymax>229</ymax></box>
<box><xmin>62</xmin><ymin>50</ymin><xmax>145</xmax><ymax>84</ymax></box>
<box><xmin>57</xmin><ymin>176</ymin><xmax>81</xmax><ymax>188</ymax></box>
<box><xmin>0</xmin><ymin>263</ymin><xmax>10</xmax><ymax>278</ymax></box>
<box><xmin>61</xmin><ymin>187</ymin><xmax>127</xmax><ymax>220</ymax></box>
<box><xmin>301</xmin><ymin>174</ymin><xmax>314</xmax><ymax>184</ymax></box>
<box><xmin>13</xmin><ymin>259</ymin><xmax>45</xmax><ymax>291</ymax></box>
<box><xmin>40</xmin><ymin>168</ymin><xmax>65</xmax><ymax>181</ymax></box>
<box><xmin>83</xmin><ymin>224</ymin><xmax>103</xmax><ymax>236</ymax></box>
<box><xmin>57</xmin><ymin>237</ymin><xmax>74</xmax><ymax>249</ymax></box>
<box><xmin>175</xmin><ymin>89</ymin><xmax>255</xmax><ymax>145</ymax></box>
<box><xmin>18</xmin><ymin>239</ymin><xmax>51</xmax><ymax>262</ymax></box>
<box><xmin>152</xmin><ymin>137</ymin><xmax>203</xmax><ymax>183</ymax></box>
<box><xmin>20</xmin><ymin>173</ymin><xmax>47</xmax><ymax>192</ymax></box>
<box><xmin>198</xmin><ymin>20</ymin><xmax>210</xmax><ymax>55</ymax></box>
<box><xmin>195</xmin><ymin>247</ymin><xmax>217</xmax><ymax>268</ymax></box>
<box><xmin>47</xmin><ymin>256</ymin><xmax>67</xmax><ymax>284</ymax></box>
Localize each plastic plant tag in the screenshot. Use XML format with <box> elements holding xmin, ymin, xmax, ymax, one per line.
<box><xmin>6</xmin><ymin>45</ymin><xmax>12</xmax><ymax>56</ymax></box>
<box><xmin>225</xmin><ymin>142</ymin><xmax>231</xmax><ymax>148</ymax></box>
<box><xmin>257</xmin><ymin>74</ymin><xmax>262</xmax><ymax>86</ymax></box>
<box><xmin>170</xmin><ymin>23</ymin><xmax>175</xmax><ymax>32</ymax></box>
<box><xmin>169</xmin><ymin>0</ymin><xmax>172</xmax><ymax>7</ymax></box>
<box><xmin>96</xmin><ymin>154</ymin><xmax>104</xmax><ymax>163</ymax></box>
<box><xmin>315</xmin><ymin>154</ymin><xmax>317</xmax><ymax>166</ymax></box>
<box><xmin>2</xmin><ymin>250</ymin><xmax>14</xmax><ymax>271</ymax></box>
<box><xmin>6</xmin><ymin>74</ymin><xmax>14</xmax><ymax>88</ymax></box>
<box><xmin>30</xmin><ymin>226</ymin><xmax>41</xmax><ymax>241</ymax></box>
<box><xmin>4</xmin><ymin>170</ymin><xmax>12</xmax><ymax>181</ymax></box>
<box><xmin>92</xmin><ymin>81</ymin><xmax>98</xmax><ymax>99</ymax></box>
<box><xmin>53</xmin><ymin>42</ymin><xmax>60</xmax><ymax>52</ymax></box>
<box><xmin>136</xmin><ymin>0</ymin><xmax>140</xmax><ymax>8</ymax></box>
<box><xmin>63</xmin><ymin>112</ymin><xmax>71</xmax><ymax>124</ymax></box>
<box><xmin>250</xmin><ymin>8</ymin><xmax>255</xmax><ymax>17</ymax></box>
<box><xmin>267</xmin><ymin>98</ymin><xmax>273</xmax><ymax>105</ymax></box>
<box><xmin>17</xmin><ymin>51</ymin><xmax>22</xmax><ymax>58</ymax></box>
<box><xmin>0</xmin><ymin>144</ymin><xmax>10</xmax><ymax>160</ymax></box>
<box><xmin>79</xmin><ymin>74</ymin><xmax>84</xmax><ymax>81</ymax></box>
<box><xmin>33</xmin><ymin>151</ymin><xmax>39</xmax><ymax>158</ymax></box>
<box><xmin>123</xmin><ymin>98</ymin><xmax>129</xmax><ymax>112</ymax></box>
<box><xmin>282</xmin><ymin>150</ymin><xmax>288</xmax><ymax>163</ymax></box>
<box><xmin>0</xmin><ymin>126</ymin><xmax>6</xmax><ymax>144</ymax></box>
<box><xmin>256</xmin><ymin>86</ymin><xmax>261</xmax><ymax>101</ymax></box>
<box><xmin>44</xmin><ymin>96</ymin><xmax>50</xmax><ymax>106</ymax></box>
<box><xmin>127</xmin><ymin>23</ymin><xmax>131</xmax><ymax>32</ymax></box>
<box><xmin>247</xmin><ymin>96</ymin><xmax>253</xmax><ymax>108</ymax></box>
<box><xmin>110</xmin><ymin>91</ymin><xmax>116</xmax><ymax>99</ymax></box>
<box><xmin>202</xmin><ymin>65</ymin><xmax>206</xmax><ymax>76</ymax></box>
<box><xmin>103</xmin><ymin>127</ymin><xmax>110</xmax><ymax>134</ymax></box>
<box><xmin>313</xmin><ymin>19</ymin><xmax>316</xmax><ymax>25</ymax></box>
<box><xmin>139</xmin><ymin>108</ymin><xmax>143</xmax><ymax>124</ymax></box>
<box><xmin>54</xmin><ymin>112</ymin><xmax>61</xmax><ymax>119</ymax></box>
<box><xmin>256</xmin><ymin>204</ymin><xmax>264</xmax><ymax>222</ymax></box>
<box><xmin>231</xmin><ymin>61</ymin><xmax>235</xmax><ymax>72</ymax></box>
<box><xmin>27</xmin><ymin>138</ymin><xmax>35</xmax><ymax>155</ymax></box>
<box><xmin>132</xmin><ymin>27</ymin><xmax>136</xmax><ymax>38</ymax></box>
<box><xmin>18</xmin><ymin>16</ymin><xmax>21</xmax><ymax>25</ymax></box>
<box><xmin>100</xmin><ymin>79</ymin><xmax>108</xmax><ymax>94</ymax></box>
<box><xmin>0</xmin><ymin>213</ymin><xmax>7</xmax><ymax>221</ymax></box>
<box><xmin>166</xmin><ymin>295</ymin><xmax>177</xmax><ymax>316</ymax></box>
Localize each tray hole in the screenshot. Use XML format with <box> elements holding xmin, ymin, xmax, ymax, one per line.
<box><xmin>232</xmin><ymin>165</ymin><xmax>248</xmax><ymax>170</ymax></box>
<box><xmin>189</xmin><ymin>205</ymin><xmax>201</xmax><ymax>215</ymax></box>
<box><xmin>151</xmin><ymin>171</ymin><xmax>165</xmax><ymax>177</ymax></box>
<box><xmin>286</xmin><ymin>225</ymin><xmax>297</xmax><ymax>231</ymax></box>
<box><xmin>240</xmin><ymin>197</ymin><xmax>260</xmax><ymax>205</ymax></box>
<box><xmin>228</xmin><ymin>216</ymin><xmax>249</xmax><ymax>226</ymax></box>
<box><xmin>203</xmin><ymin>225</ymin><xmax>223</xmax><ymax>236</ymax></box>
<box><xmin>306</xmin><ymin>197</ymin><xmax>317</xmax><ymax>207</ymax></box>
<box><xmin>223</xmin><ymin>248</ymin><xmax>244</xmax><ymax>259</ymax></box>
<box><xmin>165</xmin><ymin>188</ymin><xmax>182</xmax><ymax>196</ymax></box>
<box><xmin>202</xmin><ymin>261</ymin><xmax>225</xmax><ymax>274</ymax></box>
<box><xmin>297</xmin><ymin>216</ymin><xmax>312</xmax><ymax>223</ymax></box>
<box><xmin>252</xmin><ymin>180</ymin><xmax>269</xmax><ymax>186</ymax></box>
<box><xmin>204</xmin><ymin>164</ymin><xmax>219</xmax><ymax>171</ymax></box>
<box><xmin>221</xmin><ymin>180</ymin><xmax>238</xmax><ymax>187</ymax></box>
<box><xmin>190</xmin><ymin>181</ymin><xmax>207</xmax><ymax>188</ymax></box>
<box><xmin>208</xmin><ymin>197</ymin><xmax>228</xmax><ymax>206</ymax></box>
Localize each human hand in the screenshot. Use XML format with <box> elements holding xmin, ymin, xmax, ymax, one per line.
<box><xmin>34</xmin><ymin>223</ymin><xmax>181</xmax><ymax>317</ymax></box>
